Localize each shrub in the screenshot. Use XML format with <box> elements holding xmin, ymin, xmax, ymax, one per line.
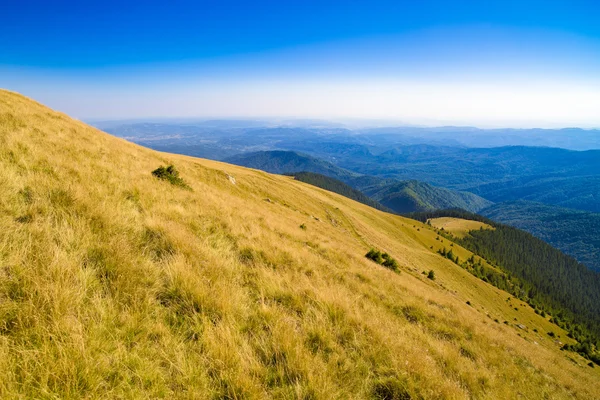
<box><xmin>366</xmin><ymin>249</ymin><xmax>383</xmax><ymax>264</ymax></box>
<box><xmin>152</xmin><ymin>165</ymin><xmax>190</xmax><ymax>189</ymax></box>
<box><xmin>299</xmin><ymin>224</ymin><xmax>307</xmax><ymax>230</ymax></box>
<box><xmin>427</xmin><ymin>270</ymin><xmax>435</xmax><ymax>280</ymax></box>
<box><xmin>366</xmin><ymin>249</ymin><xmax>399</xmax><ymax>272</ymax></box>
<box><xmin>382</xmin><ymin>257</ymin><xmax>399</xmax><ymax>272</ymax></box>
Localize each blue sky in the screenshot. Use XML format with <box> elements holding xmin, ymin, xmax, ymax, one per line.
<box><xmin>2</xmin><ymin>0</ymin><xmax>600</xmax><ymax>126</ymax></box>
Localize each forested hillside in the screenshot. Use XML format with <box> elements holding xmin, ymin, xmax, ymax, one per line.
<box><xmin>354</xmin><ymin>179</ymin><xmax>493</xmax><ymax>213</ymax></box>
<box><xmin>407</xmin><ymin>209</ymin><xmax>600</xmax><ymax>355</ymax></box>
<box><xmin>481</xmin><ymin>201</ymin><xmax>600</xmax><ymax>271</ymax></box>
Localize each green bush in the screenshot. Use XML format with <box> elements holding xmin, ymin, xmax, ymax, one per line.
<box><xmin>382</xmin><ymin>257</ymin><xmax>399</xmax><ymax>271</ymax></box>
<box><xmin>366</xmin><ymin>249</ymin><xmax>384</xmax><ymax>264</ymax></box>
<box><xmin>427</xmin><ymin>270</ymin><xmax>435</xmax><ymax>280</ymax></box>
<box><xmin>366</xmin><ymin>249</ymin><xmax>399</xmax><ymax>272</ymax></box>
<box><xmin>152</xmin><ymin>165</ymin><xmax>190</xmax><ymax>189</ymax></box>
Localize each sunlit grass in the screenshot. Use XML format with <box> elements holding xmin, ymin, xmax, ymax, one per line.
<box><xmin>429</xmin><ymin>217</ymin><xmax>494</xmax><ymax>238</ymax></box>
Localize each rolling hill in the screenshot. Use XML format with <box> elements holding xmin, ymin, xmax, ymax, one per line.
<box><xmin>481</xmin><ymin>201</ymin><xmax>600</xmax><ymax>271</ymax></box>
<box><xmin>1</xmin><ymin>89</ymin><xmax>599</xmax><ymax>398</ymax></box>
<box><xmin>228</xmin><ymin>151</ymin><xmax>493</xmax><ymax>214</ymax></box>
<box><xmin>352</xmin><ymin>179</ymin><xmax>493</xmax><ymax>214</ymax></box>
<box><xmin>225</xmin><ymin>150</ymin><xmax>359</xmax><ymax>181</ymax></box>
<box><xmin>285</xmin><ymin>172</ymin><xmax>393</xmax><ymax>213</ymax></box>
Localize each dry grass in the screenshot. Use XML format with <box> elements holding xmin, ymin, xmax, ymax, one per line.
<box><xmin>429</xmin><ymin>217</ymin><xmax>494</xmax><ymax>238</ymax></box>
<box><xmin>0</xmin><ymin>89</ymin><xmax>598</xmax><ymax>399</ymax></box>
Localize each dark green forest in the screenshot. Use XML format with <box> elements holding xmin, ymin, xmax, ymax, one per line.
<box><xmin>481</xmin><ymin>201</ymin><xmax>600</xmax><ymax>271</ymax></box>
<box><xmin>353</xmin><ymin>179</ymin><xmax>492</xmax><ymax>213</ymax></box>
<box><xmin>407</xmin><ymin>209</ymin><xmax>600</xmax><ymax>363</ymax></box>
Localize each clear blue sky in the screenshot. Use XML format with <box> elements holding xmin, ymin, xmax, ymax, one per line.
<box><xmin>2</xmin><ymin>0</ymin><xmax>600</xmax><ymax>126</ymax></box>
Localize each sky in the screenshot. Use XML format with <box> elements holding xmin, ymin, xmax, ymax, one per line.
<box><xmin>2</xmin><ymin>0</ymin><xmax>600</xmax><ymax>127</ymax></box>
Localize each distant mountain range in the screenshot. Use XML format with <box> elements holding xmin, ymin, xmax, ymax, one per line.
<box><xmin>312</xmin><ymin>145</ymin><xmax>600</xmax><ymax>213</ymax></box>
<box><xmin>226</xmin><ymin>151</ymin><xmax>492</xmax><ymax>214</ymax></box>
<box><xmin>225</xmin><ymin>150</ymin><xmax>359</xmax><ymax>181</ymax></box>
<box><xmin>102</xmin><ymin>122</ymin><xmax>600</xmax><ymax>212</ymax></box>
<box><xmin>98</xmin><ymin>121</ymin><xmax>600</xmax><ymax>151</ymax></box>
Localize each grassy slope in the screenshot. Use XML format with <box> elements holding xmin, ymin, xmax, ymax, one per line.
<box><xmin>429</xmin><ymin>217</ymin><xmax>494</xmax><ymax>239</ymax></box>
<box><xmin>0</xmin><ymin>90</ymin><xmax>598</xmax><ymax>399</ymax></box>
<box><xmin>286</xmin><ymin>172</ymin><xmax>393</xmax><ymax>213</ymax></box>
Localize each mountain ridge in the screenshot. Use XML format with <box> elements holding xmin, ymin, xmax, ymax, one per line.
<box><xmin>227</xmin><ymin>150</ymin><xmax>493</xmax><ymax>213</ymax></box>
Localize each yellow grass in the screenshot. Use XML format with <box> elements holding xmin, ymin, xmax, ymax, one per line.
<box><xmin>429</xmin><ymin>217</ymin><xmax>494</xmax><ymax>238</ymax></box>
<box><xmin>0</xmin><ymin>89</ymin><xmax>598</xmax><ymax>399</ymax></box>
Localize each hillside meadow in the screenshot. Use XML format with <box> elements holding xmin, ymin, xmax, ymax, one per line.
<box><xmin>429</xmin><ymin>218</ymin><xmax>494</xmax><ymax>239</ymax></box>
<box><xmin>0</xmin><ymin>89</ymin><xmax>598</xmax><ymax>398</ymax></box>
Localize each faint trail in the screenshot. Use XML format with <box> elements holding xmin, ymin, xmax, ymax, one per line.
<box><xmin>326</xmin><ymin>205</ymin><xmax>371</xmax><ymax>248</ymax></box>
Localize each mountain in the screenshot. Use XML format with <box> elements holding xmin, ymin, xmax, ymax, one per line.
<box><xmin>285</xmin><ymin>172</ymin><xmax>393</xmax><ymax>213</ymax></box>
<box><xmin>481</xmin><ymin>201</ymin><xmax>600</xmax><ymax>272</ymax></box>
<box><xmin>225</xmin><ymin>150</ymin><xmax>359</xmax><ymax>181</ymax></box>
<box><xmin>1</xmin><ymin>90</ymin><xmax>599</xmax><ymax>398</ymax></box>
<box><xmin>357</xmin><ymin>126</ymin><xmax>600</xmax><ymax>151</ymax></box>
<box><xmin>352</xmin><ymin>178</ymin><xmax>493</xmax><ymax>214</ymax></box>
<box><xmin>227</xmin><ymin>150</ymin><xmax>493</xmax><ymax>214</ymax></box>
<box><xmin>328</xmin><ymin>145</ymin><xmax>600</xmax><ymax>213</ymax></box>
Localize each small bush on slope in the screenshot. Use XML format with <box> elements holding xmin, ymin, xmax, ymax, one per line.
<box><xmin>152</xmin><ymin>165</ymin><xmax>190</xmax><ymax>189</ymax></box>
<box><xmin>366</xmin><ymin>249</ymin><xmax>399</xmax><ymax>272</ymax></box>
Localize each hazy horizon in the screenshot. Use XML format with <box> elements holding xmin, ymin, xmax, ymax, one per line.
<box><xmin>87</xmin><ymin>116</ymin><xmax>600</xmax><ymax>131</ymax></box>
